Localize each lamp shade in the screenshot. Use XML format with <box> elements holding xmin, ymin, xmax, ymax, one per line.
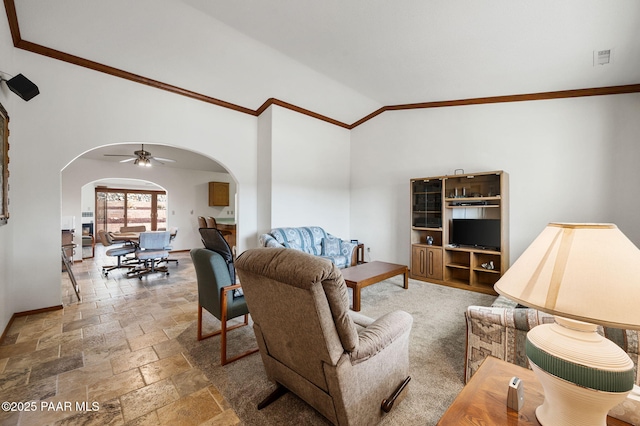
<box><xmin>494</xmin><ymin>223</ymin><xmax>640</xmax><ymax>330</ymax></box>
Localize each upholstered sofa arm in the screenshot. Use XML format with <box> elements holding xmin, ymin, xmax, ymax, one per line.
<box><xmin>465</xmin><ymin>304</ymin><xmax>553</xmax><ymax>333</ymax></box>
<box><xmin>464</xmin><ymin>301</ymin><xmax>554</xmax><ymax>383</ymax></box>
<box><xmin>350</xmin><ymin>310</ymin><xmax>413</xmax><ymax>364</ymax></box>
<box><xmin>338</xmin><ymin>240</ymin><xmax>358</xmax><ymax>266</ymax></box>
<box><xmin>258</xmin><ymin>233</ymin><xmax>284</xmax><ymax>248</ymax></box>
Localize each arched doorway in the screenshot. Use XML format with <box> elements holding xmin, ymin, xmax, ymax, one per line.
<box><xmin>61</xmin><ymin>143</ymin><xmax>239</xmax><ymax>302</ymax></box>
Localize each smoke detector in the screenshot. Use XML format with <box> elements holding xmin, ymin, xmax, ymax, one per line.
<box><xmin>593</xmin><ymin>49</ymin><xmax>614</xmax><ymax>66</ymax></box>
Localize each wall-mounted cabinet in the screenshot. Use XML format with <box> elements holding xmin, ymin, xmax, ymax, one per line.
<box><xmin>208</xmin><ymin>182</ymin><xmax>229</xmax><ymax>206</ymax></box>
<box><xmin>410</xmin><ymin>170</ymin><xmax>508</xmax><ymax>295</ymax></box>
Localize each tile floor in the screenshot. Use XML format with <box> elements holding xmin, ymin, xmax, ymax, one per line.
<box><xmin>0</xmin><ymin>245</ymin><xmax>240</xmax><ymax>425</ymax></box>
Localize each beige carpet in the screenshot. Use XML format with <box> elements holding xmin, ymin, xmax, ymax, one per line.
<box><xmin>177</xmin><ymin>276</ymin><xmax>495</xmax><ymax>425</ymax></box>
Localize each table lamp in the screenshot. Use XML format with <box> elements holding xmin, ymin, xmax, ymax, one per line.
<box><xmin>494</xmin><ymin>223</ymin><xmax>639</xmax><ymax>426</ymax></box>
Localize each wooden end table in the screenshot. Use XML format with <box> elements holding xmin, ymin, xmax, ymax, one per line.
<box><xmin>340</xmin><ymin>261</ymin><xmax>408</xmax><ymax>311</ymax></box>
<box><xmin>437</xmin><ymin>356</ymin><xmax>630</xmax><ymax>425</ymax></box>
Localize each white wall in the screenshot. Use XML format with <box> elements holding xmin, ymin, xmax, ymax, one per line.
<box><xmin>269</xmin><ymin>106</ymin><xmax>352</xmax><ymax>238</ymax></box>
<box><xmin>1</xmin><ymin>41</ymin><xmax>257</xmax><ymax>321</ymax></box>
<box><xmin>0</xmin><ymin>12</ymin><xmax>17</xmax><ymax>331</ymax></box>
<box><xmin>62</xmin><ymin>159</ymin><xmax>236</xmax><ymax>260</ymax></box>
<box><xmin>350</xmin><ymin>94</ymin><xmax>640</xmax><ymax>266</ymax></box>
<box><xmin>257</xmin><ymin>106</ymin><xmax>273</xmax><ymax>233</ymax></box>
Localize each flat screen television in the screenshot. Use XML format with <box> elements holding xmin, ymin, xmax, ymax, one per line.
<box><xmin>451</xmin><ymin>219</ymin><xmax>501</xmax><ymax>250</ymax></box>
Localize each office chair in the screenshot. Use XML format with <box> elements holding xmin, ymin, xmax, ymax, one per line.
<box><xmin>163</xmin><ymin>227</ymin><xmax>179</xmax><ymax>265</ymax></box>
<box><xmin>97</xmin><ymin>230</ymin><xmax>137</xmax><ymax>276</ymax></box>
<box><xmin>129</xmin><ymin>231</ymin><xmax>171</xmax><ymax>279</ymax></box>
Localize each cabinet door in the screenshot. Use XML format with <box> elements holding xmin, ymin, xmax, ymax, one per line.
<box><xmin>411</xmin><ymin>245</ymin><xmax>427</xmax><ymax>278</ymax></box>
<box><xmin>426</xmin><ymin>247</ymin><xmax>443</xmax><ymax>280</ymax></box>
<box><xmin>208</xmin><ymin>182</ymin><xmax>229</xmax><ymax>206</ymax></box>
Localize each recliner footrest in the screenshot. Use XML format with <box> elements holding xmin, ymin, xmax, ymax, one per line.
<box><xmin>381</xmin><ymin>376</ymin><xmax>411</xmax><ymax>413</ymax></box>
<box><xmin>257</xmin><ymin>384</ymin><xmax>289</xmax><ymax>410</ymax></box>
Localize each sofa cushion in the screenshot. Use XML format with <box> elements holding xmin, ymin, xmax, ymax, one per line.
<box><xmin>271</xmin><ymin>227</ymin><xmax>327</xmax><ymax>255</ymax></box>
<box><xmin>322</xmin><ymin>237</ymin><xmax>341</xmax><ymax>257</ymax></box>
<box><xmin>283</xmin><ymin>240</ymin><xmax>302</xmax><ymax>251</ymax></box>
<box><xmin>321</xmin><ymin>255</ymin><xmax>350</xmax><ymax>269</ymax></box>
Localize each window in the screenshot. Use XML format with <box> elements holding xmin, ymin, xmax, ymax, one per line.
<box><xmin>95</xmin><ymin>188</ymin><xmax>167</xmax><ymax>233</ymax></box>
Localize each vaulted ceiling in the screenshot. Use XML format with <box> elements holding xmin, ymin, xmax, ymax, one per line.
<box><xmin>6</xmin><ymin>0</ymin><xmax>640</xmax><ymax>126</ymax></box>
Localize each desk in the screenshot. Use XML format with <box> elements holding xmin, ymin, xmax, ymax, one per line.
<box><xmin>437</xmin><ymin>356</ymin><xmax>629</xmax><ymax>425</ymax></box>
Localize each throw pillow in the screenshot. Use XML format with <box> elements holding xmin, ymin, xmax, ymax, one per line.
<box><xmin>322</xmin><ymin>237</ymin><xmax>341</xmax><ymax>257</ymax></box>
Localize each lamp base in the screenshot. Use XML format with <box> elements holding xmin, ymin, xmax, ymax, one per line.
<box><xmin>527</xmin><ymin>317</ymin><xmax>634</xmax><ymax>426</ymax></box>
<box><xmin>531</xmin><ymin>363</ymin><xmax>629</xmax><ymax>426</ymax></box>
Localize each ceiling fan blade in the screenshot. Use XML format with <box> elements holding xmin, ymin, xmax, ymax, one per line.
<box><xmin>120</xmin><ymin>158</ymin><xmax>136</xmax><ymax>163</ymax></box>
<box><xmin>153</xmin><ymin>157</ymin><xmax>176</xmax><ymax>163</ymax></box>
<box><xmin>104</xmin><ymin>154</ymin><xmax>136</xmax><ymax>157</ymax></box>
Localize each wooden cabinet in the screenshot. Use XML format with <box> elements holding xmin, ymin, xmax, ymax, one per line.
<box><xmin>410</xmin><ymin>170</ymin><xmax>508</xmax><ymax>295</ymax></box>
<box><xmin>411</xmin><ymin>245</ymin><xmax>443</xmax><ymax>281</ymax></box>
<box><xmin>208</xmin><ymin>182</ymin><xmax>229</xmax><ymax>206</ymax></box>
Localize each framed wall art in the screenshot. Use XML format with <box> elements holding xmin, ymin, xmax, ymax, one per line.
<box><xmin>0</xmin><ymin>102</ymin><xmax>9</xmax><ymax>225</ymax></box>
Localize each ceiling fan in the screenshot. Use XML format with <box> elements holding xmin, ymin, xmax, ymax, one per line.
<box><xmin>103</xmin><ymin>144</ymin><xmax>176</xmax><ymax>167</ymax></box>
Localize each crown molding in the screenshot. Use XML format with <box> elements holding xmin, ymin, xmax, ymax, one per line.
<box><xmin>5</xmin><ymin>0</ymin><xmax>640</xmax><ymax>130</ymax></box>
<box><xmin>350</xmin><ymin>84</ymin><xmax>640</xmax><ymax>127</ymax></box>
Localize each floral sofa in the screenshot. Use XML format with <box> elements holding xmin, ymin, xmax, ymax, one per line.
<box><xmin>465</xmin><ymin>295</ymin><xmax>640</xmax><ymax>423</ymax></box>
<box><xmin>258</xmin><ymin>226</ymin><xmax>357</xmax><ymax>269</ymax></box>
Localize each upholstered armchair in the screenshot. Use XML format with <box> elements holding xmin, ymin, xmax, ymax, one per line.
<box><xmin>235</xmin><ymin>247</ymin><xmax>413</xmax><ymax>426</ymax></box>
<box><xmin>192</xmin><ymin>228</ymin><xmax>258</xmax><ymax>365</ymax></box>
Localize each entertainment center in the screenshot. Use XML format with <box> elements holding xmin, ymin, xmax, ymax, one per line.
<box><xmin>410</xmin><ymin>170</ymin><xmax>509</xmax><ymax>295</ymax></box>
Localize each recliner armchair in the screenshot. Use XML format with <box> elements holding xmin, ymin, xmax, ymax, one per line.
<box><xmin>235</xmin><ymin>247</ymin><xmax>413</xmax><ymax>426</ymax></box>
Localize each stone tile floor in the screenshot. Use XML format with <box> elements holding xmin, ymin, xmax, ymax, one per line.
<box><xmin>0</xmin><ymin>246</ymin><xmax>240</xmax><ymax>425</ymax></box>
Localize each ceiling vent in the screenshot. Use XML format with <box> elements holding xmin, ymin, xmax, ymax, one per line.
<box><xmin>593</xmin><ymin>49</ymin><xmax>613</xmax><ymax>66</ymax></box>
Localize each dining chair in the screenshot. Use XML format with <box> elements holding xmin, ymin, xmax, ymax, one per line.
<box><xmin>190</xmin><ymin>246</ymin><xmax>258</xmax><ymax>365</ymax></box>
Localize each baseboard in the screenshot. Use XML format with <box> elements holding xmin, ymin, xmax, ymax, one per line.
<box><xmin>0</xmin><ymin>305</ymin><xmax>64</xmax><ymax>345</ymax></box>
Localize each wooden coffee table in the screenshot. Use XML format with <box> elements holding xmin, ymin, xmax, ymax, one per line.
<box><xmin>341</xmin><ymin>261</ymin><xmax>408</xmax><ymax>311</ymax></box>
